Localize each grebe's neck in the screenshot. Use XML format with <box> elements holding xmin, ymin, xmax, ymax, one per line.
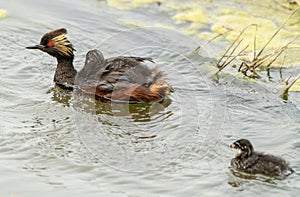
<box><xmin>54</xmin><ymin>57</ymin><xmax>77</xmax><ymax>86</ymax></box>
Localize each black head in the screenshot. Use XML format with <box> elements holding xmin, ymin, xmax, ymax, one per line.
<box><xmin>230</xmin><ymin>139</ymin><xmax>254</xmax><ymax>158</ymax></box>
<box><xmin>26</xmin><ymin>28</ymin><xmax>74</xmax><ymax>59</ymax></box>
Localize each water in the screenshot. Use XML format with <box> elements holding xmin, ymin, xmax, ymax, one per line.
<box><xmin>1</xmin><ymin>0</ymin><xmax>300</xmax><ymax>196</ymax></box>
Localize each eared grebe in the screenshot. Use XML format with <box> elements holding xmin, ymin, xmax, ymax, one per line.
<box><xmin>26</xmin><ymin>28</ymin><xmax>173</xmax><ymax>103</ymax></box>
<box><xmin>230</xmin><ymin>139</ymin><xmax>294</xmax><ymax>178</ymax></box>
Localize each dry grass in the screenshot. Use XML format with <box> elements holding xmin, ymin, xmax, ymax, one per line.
<box><xmin>215</xmin><ymin>8</ymin><xmax>299</xmax><ymax>78</ymax></box>
<box><xmin>210</xmin><ymin>7</ymin><xmax>300</xmax><ymax>99</ymax></box>
<box><xmin>281</xmin><ymin>73</ymin><xmax>300</xmax><ymax>100</ymax></box>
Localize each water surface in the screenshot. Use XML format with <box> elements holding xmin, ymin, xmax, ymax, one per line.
<box><xmin>0</xmin><ymin>0</ymin><xmax>300</xmax><ymax>196</ymax></box>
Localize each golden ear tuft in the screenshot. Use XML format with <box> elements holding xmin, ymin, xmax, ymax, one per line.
<box><xmin>51</xmin><ymin>33</ymin><xmax>74</xmax><ymax>57</ymax></box>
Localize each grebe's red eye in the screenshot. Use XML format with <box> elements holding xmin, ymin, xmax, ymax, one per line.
<box><xmin>47</xmin><ymin>41</ymin><xmax>53</xmax><ymax>47</ymax></box>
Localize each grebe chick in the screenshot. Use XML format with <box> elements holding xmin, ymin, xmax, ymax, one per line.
<box><xmin>230</xmin><ymin>139</ymin><xmax>294</xmax><ymax>178</ymax></box>
<box><xmin>26</xmin><ymin>28</ymin><xmax>173</xmax><ymax>103</ymax></box>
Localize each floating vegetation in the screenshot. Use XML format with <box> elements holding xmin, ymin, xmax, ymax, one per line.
<box><xmin>106</xmin><ymin>0</ymin><xmax>160</xmax><ymax>10</ymax></box>
<box><xmin>172</xmin><ymin>6</ymin><xmax>207</xmax><ymax>35</ymax></box>
<box><xmin>106</xmin><ymin>0</ymin><xmax>300</xmax><ymax>98</ymax></box>
<box><xmin>107</xmin><ymin>1</ymin><xmax>300</xmax><ymax>63</ymax></box>
<box><xmin>212</xmin><ymin>7</ymin><xmax>300</xmax><ymax>99</ymax></box>
<box><xmin>0</xmin><ymin>9</ymin><xmax>7</xmax><ymax>19</ymax></box>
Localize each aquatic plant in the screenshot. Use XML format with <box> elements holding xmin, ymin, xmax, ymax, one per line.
<box><xmin>214</xmin><ymin>8</ymin><xmax>299</xmax><ymax>78</ymax></box>
<box><xmin>209</xmin><ymin>7</ymin><xmax>300</xmax><ymax>99</ymax></box>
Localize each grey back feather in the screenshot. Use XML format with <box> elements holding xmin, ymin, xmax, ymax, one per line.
<box><xmin>76</xmin><ymin>49</ymin><xmax>157</xmax><ymax>92</ymax></box>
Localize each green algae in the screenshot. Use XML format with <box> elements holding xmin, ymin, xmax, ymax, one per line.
<box><xmin>0</xmin><ymin>9</ymin><xmax>7</xmax><ymax>19</ymax></box>
<box><xmin>106</xmin><ymin>0</ymin><xmax>300</xmax><ymax>66</ymax></box>
<box><xmin>211</xmin><ymin>8</ymin><xmax>300</xmax><ymax>67</ymax></box>
<box><xmin>290</xmin><ymin>80</ymin><xmax>300</xmax><ymax>91</ymax></box>
<box><xmin>173</xmin><ymin>7</ymin><xmax>207</xmax><ymax>35</ymax></box>
<box><xmin>107</xmin><ymin>0</ymin><xmax>160</xmax><ymax>10</ymax></box>
<box><xmin>173</xmin><ymin>7</ymin><xmax>207</xmax><ymax>25</ymax></box>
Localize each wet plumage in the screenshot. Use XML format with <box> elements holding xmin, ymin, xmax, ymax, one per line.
<box><xmin>26</xmin><ymin>28</ymin><xmax>172</xmax><ymax>103</ymax></box>
<box><xmin>230</xmin><ymin>139</ymin><xmax>294</xmax><ymax>178</ymax></box>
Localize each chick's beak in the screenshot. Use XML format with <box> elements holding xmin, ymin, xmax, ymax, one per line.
<box><xmin>26</xmin><ymin>44</ymin><xmax>45</xmax><ymax>50</ymax></box>
<box><xmin>229</xmin><ymin>143</ymin><xmax>235</xmax><ymax>148</ymax></box>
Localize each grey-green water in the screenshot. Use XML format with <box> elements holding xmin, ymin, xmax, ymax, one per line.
<box><xmin>1</xmin><ymin>0</ymin><xmax>300</xmax><ymax>196</ymax></box>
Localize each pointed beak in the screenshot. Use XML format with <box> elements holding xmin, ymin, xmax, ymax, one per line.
<box><xmin>26</xmin><ymin>44</ymin><xmax>45</xmax><ymax>50</ymax></box>
<box><xmin>229</xmin><ymin>143</ymin><xmax>235</xmax><ymax>148</ymax></box>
